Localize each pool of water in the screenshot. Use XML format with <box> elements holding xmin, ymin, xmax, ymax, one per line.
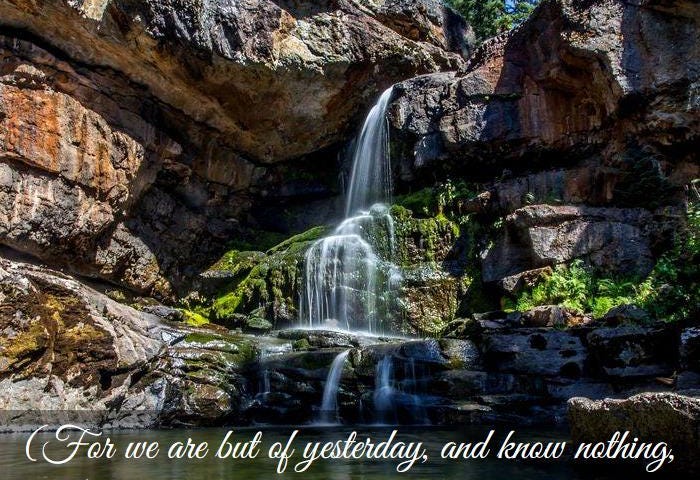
<box><xmin>0</xmin><ymin>425</ymin><xmax>648</xmax><ymax>480</ymax></box>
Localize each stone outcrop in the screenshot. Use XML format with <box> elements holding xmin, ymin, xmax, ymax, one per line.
<box><xmin>389</xmin><ymin>0</ymin><xmax>699</xmax><ymax>180</ymax></box>
<box><xmin>482</xmin><ymin>204</ymin><xmax>665</xmax><ymax>284</ymax></box>
<box><xmin>0</xmin><ymin>253</ymin><xmax>262</xmax><ymax>430</ymax></box>
<box><xmin>0</xmin><ymin>0</ymin><xmax>467</xmax><ymax>298</ymax></box>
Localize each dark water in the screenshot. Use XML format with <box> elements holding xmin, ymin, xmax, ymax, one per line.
<box><xmin>0</xmin><ymin>425</ymin><xmax>656</xmax><ymax>480</ymax></box>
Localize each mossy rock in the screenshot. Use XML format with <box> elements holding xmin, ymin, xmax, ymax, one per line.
<box><xmin>390</xmin><ymin>205</ymin><xmax>461</xmax><ymax>265</ymax></box>
<box><xmin>209</xmin><ymin>225</ymin><xmax>326</xmax><ymax>328</ymax></box>
<box><xmin>180</xmin><ymin>309</ymin><xmax>210</xmax><ymax>327</ymax></box>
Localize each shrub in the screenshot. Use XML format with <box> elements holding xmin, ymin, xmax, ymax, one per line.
<box><xmin>508</xmin><ymin>197</ymin><xmax>699</xmax><ymax>322</ymax></box>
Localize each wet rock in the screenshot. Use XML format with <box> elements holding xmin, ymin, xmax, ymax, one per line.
<box><xmin>521</xmin><ymin>305</ymin><xmax>586</xmax><ymax>328</ymax></box>
<box><xmin>569</xmin><ymin>393</ymin><xmax>700</xmax><ymax>473</ymax></box>
<box><xmin>602</xmin><ymin>304</ymin><xmax>651</xmax><ymax>325</ymax></box>
<box><xmin>481</xmin><ymin>328</ymin><xmax>587</xmax><ymax>378</ymax></box>
<box><xmin>680</xmin><ymin>327</ymin><xmax>700</xmax><ymax>372</ymax></box>
<box><xmin>439</xmin><ymin>338</ymin><xmax>482</xmax><ymax>369</ymax></box>
<box><xmin>432</xmin><ymin>370</ymin><xmax>488</xmax><ymax>397</ymax></box>
<box><xmin>277</xmin><ymin>329</ymin><xmax>363</xmax><ymax>349</ymax></box>
<box><xmin>142</xmin><ymin>305</ymin><xmax>184</xmax><ymax>322</ymax></box>
<box><xmin>586</xmin><ymin>325</ymin><xmax>676</xmax><ymax>378</ymax></box>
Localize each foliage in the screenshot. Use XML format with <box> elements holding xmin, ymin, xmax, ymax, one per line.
<box><xmin>393</xmin><ymin>188</ymin><xmax>436</xmax><ymax>217</ymax></box>
<box><xmin>636</xmin><ymin>196</ymin><xmax>700</xmax><ymax>321</ymax></box>
<box><xmin>394</xmin><ymin>180</ymin><xmax>477</xmax><ymax>219</ymax></box>
<box><xmin>509</xmin><ymin>197</ymin><xmax>700</xmax><ymax>322</ymax></box>
<box><xmin>446</xmin><ymin>0</ymin><xmax>539</xmax><ymax>42</ymax></box>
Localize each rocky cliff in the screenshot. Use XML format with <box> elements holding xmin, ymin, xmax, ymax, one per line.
<box><xmin>388</xmin><ymin>0</ymin><xmax>698</xmax><ymax>293</ymax></box>
<box><xmin>0</xmin><ymin>0</ymin><xmax>469</xmax><ymax>298</ymax></box>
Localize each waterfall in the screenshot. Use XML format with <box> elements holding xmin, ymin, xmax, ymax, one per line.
<box><xmin>373</xmin><ymin>356</ymin><xmax>397</xmax><ymax>425</ymax></box>
<box><xmin>371</xmin><ymin>355</ymin><xmax>430</xmax><ymax>425</ymax></box>
<box><xmin>318</xmin><ymin>350</ymin><xmax>350</xmax><ymax>424</ymax></box>
<box><xmin>299</xmin><ymin>86</ymin><xmax>401</xmax><ymax>334</ymax></box>
<box><xmin>345</xmin><ymin>87</ymin><xmax>394</xmax><ymax>216</ymax></box>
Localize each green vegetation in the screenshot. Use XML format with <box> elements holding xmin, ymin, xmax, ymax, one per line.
<box><xmin>394</xmin><ymin>180</ymin><xmax>477</xmax><ymax>219</ymax></box>
<box><xmin>446</xmin><ymin>0</ymin><xmax>540</xmax><ymax>42</ymax></box>
<box><xmin>180</xmin><ymin>309</ymin><xmax>210</xmax><ymax>327</ymax></box>
<box><xmin>207</xmin><ymin>225</ymin><xmax>326</xmax><ymax>326</ymax></box>
<box><xmin>223</xmin><ymin>230</ymin><xmax>290</xmax><ymax>253</ymax></box>
<box><xmin>508</xmin><ymin>200</ymin><xmax>700</xmax><ymax>321</ymax></box>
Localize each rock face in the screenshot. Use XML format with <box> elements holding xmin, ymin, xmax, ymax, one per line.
<box><xmin>388</xmin><ymin>0</ymin><xmax>699</xmax><ymax>288</ymax></box>
<box><xmin>0</xmin><ymin>0</ymin><xmax>468</xmax><ymax>297</ymax></box>
<box><xmin>0</xmin><ymin>254</ymin><xmax>164</xmax><ymax>427</ymax></box>
<box><xmin>482</xmin><ymin>205</ymin><xmax>661</xmax><ymax>283</ymax></box>
<box><xmin>390</xmin><ymin>0</ymin><xmax>699</xmax><ymax>177</ymax></box>
<box><xmin>569</xmin><ymin>393</ymin><xmax>700</xmax><ymax>472</ymax></box>
<box><xmin>0</xmin><ymin>253</ymin><xmax>262</xmax><ymax>430</ymax></box>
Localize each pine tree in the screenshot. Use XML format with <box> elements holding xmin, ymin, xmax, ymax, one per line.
<box><xmin>447</xmin><ymin>0</ymin><xmax>539</xmax><ymax>42</ymax></box>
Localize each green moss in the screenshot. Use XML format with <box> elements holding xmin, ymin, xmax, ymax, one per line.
<box><xmin>209</xmin><ymin>250</ymin><xmax>264</xmax><ymax>274</ymax></box>
<box><xmin>266</xmin><ymin>226</ymin><xmax>328</xmax><ymax>254</ymax></box>
<box><xmin>292</xmin><ymin>338</ymin><xmax>311</xmax><ymax>351</ymax></box>
<box><xmin>223</xmin><ymin>230</ymin><xmax>289</xmax><ymax>253</ymax></box>
<box><xmin>180</xmin><ymin>309</ymin><xmax>210</xmax><ymax>327</ymax></box>
<box><xmin>393</xmin><ymin>188</ymin><xmax>437</xmax><ymax>217</ymax></box>
<box><xmin>184</xmin><ymin>332</ymin><xmax>223</xmax><ymax>344</ymax></box>
<box><xmin>211</xmin><ymin>291</ymin><xmax>244</xmax><ymax>322</ymax></box>
<box><xmin>208</xmin><ymin>225</ymin><xmax>326</xmax><ymax>327</ymax></box>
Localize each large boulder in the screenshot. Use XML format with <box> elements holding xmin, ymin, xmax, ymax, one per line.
<box><xmin>0</xmin><ymin>254</ymin><xmax>261</xmax><ymax>430</ymax></box>
<box><xmin>482</xmin><ymin>205</ymin><xmax>660</xmax><ymax>284</ymax></box>
<box><xmin>569</xmin><ymin>393</ymin><xmax>700</xmax><ymax>473</ymax></box>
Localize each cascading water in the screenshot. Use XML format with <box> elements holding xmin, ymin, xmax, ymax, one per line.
<box><xmin>345</xmin><ymin>87</ymin><xmax>394</xmax><ymax>217</ymax></box>
<box><xmin>371</xmin><ymin>355</ymin><xmax>430</xmax><ymax>426</ymax></box>
<box><xmin>299</xmin><ymin>86</ymin><xmax>401</xmax><ymax>335</ymax></box>
<box><xmin>373</xmin><ymin>356</ymin><xmax>397</xmax><ymax>425</ymax></box>
<box><xmin>318</xmin><ymin>350</ymin><xmax>350</xmax><ymax>424</ymax></box>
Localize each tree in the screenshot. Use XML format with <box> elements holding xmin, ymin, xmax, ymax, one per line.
<box><xmin>447</xmin><ymin>0</ymin><xmax>540</xmax><ymax>42</ymax></box>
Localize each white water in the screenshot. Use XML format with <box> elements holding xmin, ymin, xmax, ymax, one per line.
<box><xmin>299</xmin><ymin>86</ymin><xmax>400</xmax><ymax>335</ymax></box>
<box><xmin>318</xmin><ymin>350</ymin><xmax>350</xmax><ymax>424</ymax></box>
<box><xmin>345</xmin><ymin>87</ymin><xmax>394</xmax><ymax>217</ymax></box>
<box><xmin>372</xmin><ymin>355</ymin><xmax>430</xmax><ymax>425</ymax></box>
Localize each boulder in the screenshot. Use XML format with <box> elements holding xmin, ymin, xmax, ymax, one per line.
<box><xmin>481</xmin><ymin>328</ymin><xmax>587</xmax><ymax>378</ymax></box>
<box><xmin>482</xmin><ymin>205</ymin><xmax>657</xmax><ymax>284</ymax></box>
<box><xmin>0</xmin><ymin>254</ymin><xmax>266</xmax><ymax>430</ymax></box>
<box><xmin>569</xmin><ymin>393</ymin><xmax>700</xmax><ymax>473</ymax></box>
<box><xmin>602</xmin><ymin>304</ymin><xmax>651</xmax><ymax>325</ymax></box>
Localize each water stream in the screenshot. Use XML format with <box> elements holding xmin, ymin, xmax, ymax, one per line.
<box><xmin>299</xmin><ymin>86</ymin><xmax>399</xmax><ymax>335</ymax></box>
<box><xmin>318</xmin><ymin>350</ymin><xmax>350</xmax><ymax>425</ymax></box>
<box><xmin>301</xmin><ymin>86</ymin><xmax>432</xmax><ymax>425</ymax></box>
